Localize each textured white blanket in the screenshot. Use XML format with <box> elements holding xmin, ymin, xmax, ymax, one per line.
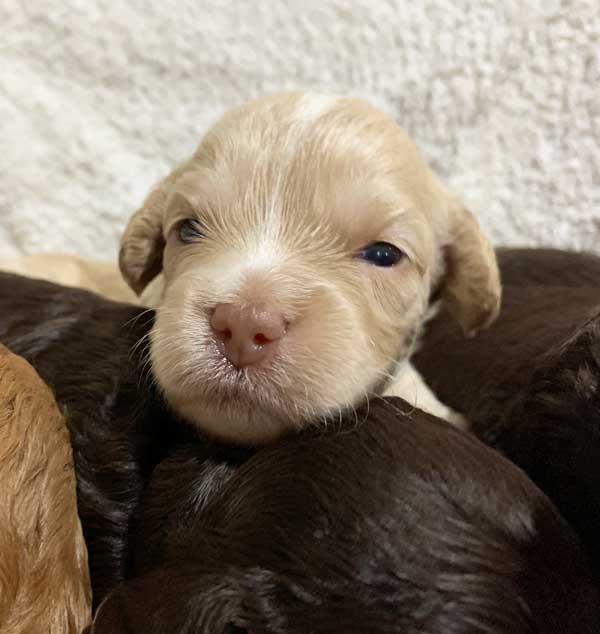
<box><xmin>1</xmin><ymin>0</ymin><xmax>598</xmax><ymax>259</ymax></box>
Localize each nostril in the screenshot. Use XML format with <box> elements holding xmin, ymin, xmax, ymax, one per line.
<box><xmin>222</xmin><ymin>327</ymin><xmax>232</xmax><ymax>340</ymax></box>
<box><xmin>253</xmin><ymin>333</ymin><xmax>270</xmax><ymax>346</ymax></box>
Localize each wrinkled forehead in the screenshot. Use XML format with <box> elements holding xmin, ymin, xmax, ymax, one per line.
<box><xmin>170</xmin><ymin>94</ymin><xmax>438</xmax><ymax>258</ymax></box>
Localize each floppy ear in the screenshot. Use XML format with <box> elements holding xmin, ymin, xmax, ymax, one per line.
<box><xmin>119</xmin><ymin>162</ymin><xmax>191</xmax><ymax>295</ymax></box>
<box><xmin>441</xmin><ymin>200</ymin><xmax>501</xmax><ymax>337</ymax></box>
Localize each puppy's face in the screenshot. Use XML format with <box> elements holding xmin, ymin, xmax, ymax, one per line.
<box><xmin>121</xmin><ymin>93</ymin><xmax>500</xmax><ymax>444</ymax></box>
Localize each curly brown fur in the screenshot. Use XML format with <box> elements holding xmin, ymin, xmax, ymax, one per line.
<box><xmin>415</xmin><ymin>248</ymin><xmax>600</xmax><ymax>580</ymax></box>
<box><xmin>0</xmin><ymin>344</ymin><xmax>91</xmax><ymax>633</ymax></box>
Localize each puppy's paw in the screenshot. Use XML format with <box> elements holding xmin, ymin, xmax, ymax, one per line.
<box><xmin>442</xmin><ymin>408</ymin><xmax>470</xmax><ymax>431</ymax></box>
<box><xmin>385</xmin><ymin>363</ymin><xmax>469</xmax><ymax>429</ymax></box>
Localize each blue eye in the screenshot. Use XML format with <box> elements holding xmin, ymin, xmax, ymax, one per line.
<box><xmin>358</xmin><ymin>242</ymin><xmax>404</xmax><ymax>267</ymax></box>
<box><xmin>178</xmin><ymin>218</ymin><xmax>205</xmax><ymax>243</ymax></box>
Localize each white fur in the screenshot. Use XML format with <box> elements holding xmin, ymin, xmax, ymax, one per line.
<box><xmin>385</xmin><ymin>364</ymin><xmax>468</xmax><ymax>429</ymax></box>
<box><xmin>292</xmin><ymin>94</ymin><xmax>339</xmax><ymax>124</ymax></box>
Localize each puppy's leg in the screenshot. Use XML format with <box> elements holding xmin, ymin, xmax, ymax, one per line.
<box><xmin>0</xmin><ymin>345</ymin><xmax>91</xmax><ymax>633</ymax></box>
<box><xmin>384</xmin><ymin>362</ymin><xmax>468</xmax><ymax>429</ymax></box>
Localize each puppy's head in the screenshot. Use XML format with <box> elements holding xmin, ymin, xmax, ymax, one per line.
<box><xmin>120</xmin><ymin>93</ymin><xmax>500</xmax><ymax>444</ymax></box>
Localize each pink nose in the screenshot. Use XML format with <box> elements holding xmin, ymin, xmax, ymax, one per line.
<box><xmin>210</xmin><ymin>303</ymin><xmax>287</xmax><ymax>368</ymax></box>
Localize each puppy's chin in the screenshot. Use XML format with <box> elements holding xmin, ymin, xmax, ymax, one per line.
<box><xmin>152</xmin><ymin>355</ymin><xmax>353</xmax><ymax>446</ymax></box>
<box><xmin>168</xmin><ymin>395</ymin><xmax>300</xmax><ymax>445</ymax></box>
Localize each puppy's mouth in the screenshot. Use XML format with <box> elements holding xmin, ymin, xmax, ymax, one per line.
<box><xmin>205</xmin><ymin>339</ymin><xmax>292</xmax><ymax>398</ymax></box>
<box><xmin>211</xmin><ymin>337</ymin><xmax>281</xmax><ymax>375</ymax></box>
<box><xmin>175</xmin><ymin>346</ymin><xmax>299</xmax><ymax>437</ymax></box>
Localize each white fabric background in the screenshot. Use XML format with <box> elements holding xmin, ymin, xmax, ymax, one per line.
<box><xmin>1</xmin><ymin>0</ymin><xmax>598</xmax><ymax>260</ymax></box>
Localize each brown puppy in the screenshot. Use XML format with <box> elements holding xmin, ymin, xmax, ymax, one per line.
<box><xmin>119</xmin><ymin>92</ymin><xmax>500</xmax><ymax>444</ymax></box>
<box><xmin>91</xmin><ymin>400</ymin><xmax>599</xmax><ymax>634</ymax></box>
<box><xmin>0</xmin><ymin>344</ymin><xmax>91</xmax><ymax>633</ymax></box>
<box><xmin>414</xmin><ymin>248</ymin><xmax>600</xmax><ymax>579</ymax></box>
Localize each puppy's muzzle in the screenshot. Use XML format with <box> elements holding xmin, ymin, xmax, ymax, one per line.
<box><xmin>211</xmin><ymin>303</ymin><xmax>287</xmax><ymax>368</ymax></box>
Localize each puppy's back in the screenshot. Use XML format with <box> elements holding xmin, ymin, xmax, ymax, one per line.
<box><xmin>497</xmin><ymin>247</ymin><xmax>600</xmax><ymax>287</ymax></box>
<box><xmin>0</xmin><ymin>253</ymin><xmax>138</xmax><ymax>304</ymax></box>
<box><xmin>415</xmin><ymin>247</ymin><xmax>600</xmax><ymax>580</ymax></box>
<box><xmin>0</xmin><ymin>344</ymin><xmax>91</xmax><ymax>633</ymax></box>
<box><xmin>93</xmin><ymin>400</ymin><xmax>599</xmax><ymax>633</ymax></box>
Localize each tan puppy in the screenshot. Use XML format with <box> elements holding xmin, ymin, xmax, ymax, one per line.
<box><xmin>120</xmin><ymin>92</ymin><xmax>501</xmax><ymax>444</ymax></box>
<box><xmin>0</xmin><ymin>254</ymin><xmax>137</xmax><ymax>304</ymax></box>
<box><xmin>0</xmin><ymin>344</ymin><xmax>91</xmax><ymax>633</ymax></box>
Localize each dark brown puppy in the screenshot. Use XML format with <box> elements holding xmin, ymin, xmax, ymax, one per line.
<box><xmin>92</xmin><ymin>399</ymin><xmax>598</xmax><ymax>634</ymax></box>
<box><xmin>415</xmin><ymin>248</ymin><xmax>600</xmax><ymax>579</ymax></box>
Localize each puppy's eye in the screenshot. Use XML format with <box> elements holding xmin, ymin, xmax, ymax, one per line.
<box><xmin>178</xmin><ymin>218</ymin><xmax>205</xmax><ymax>243</ymax></box>
<box><xmin>357</xmin><ymin>242</ymin><xmax>404</xmax><ymax>267</ymax></box>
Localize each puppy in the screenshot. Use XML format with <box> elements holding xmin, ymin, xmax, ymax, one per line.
<box><xmin>0</xmin><ymin>253</ymin><xmax>138</xmax><ymax>304</ymax></box>
<box><xmin>414</xmin><ymin>248</ymin><xmax>600</xmax><ymax>579</ymax></box>
<box><xmin>0</xmin><ymin>344</ymin><xmax>91</xmax><ymax>633</ymax></box>
<box><xmin>119</xmin><ymin>92</ymin><xmax>501</xmax><ymax>444</ymax></box>
<box><xmin>91</xmin><ymin>400</ymin><xmax>599</xmax><ymax>634</ymax></box>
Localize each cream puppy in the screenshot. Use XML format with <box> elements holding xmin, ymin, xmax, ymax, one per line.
<box><xmin>120</xmin><ymin>92</ymin><xmax>501</xmax><ymax>444</ymax></box>
<box><xmin>0</xmin><ymin>254</ymin><xmax>138</xmax><ymax>304</ymax></box>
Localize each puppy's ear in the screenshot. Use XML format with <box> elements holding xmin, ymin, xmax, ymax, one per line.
<box><xmin>119</xmin><ymin>162</ymin><xmax>190</xmax><ymax>295</ymax></box>
<box><xmin>441</xmin><ymin>199</ymin><xmax>501</xmax><ymax>337</ymax></box>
